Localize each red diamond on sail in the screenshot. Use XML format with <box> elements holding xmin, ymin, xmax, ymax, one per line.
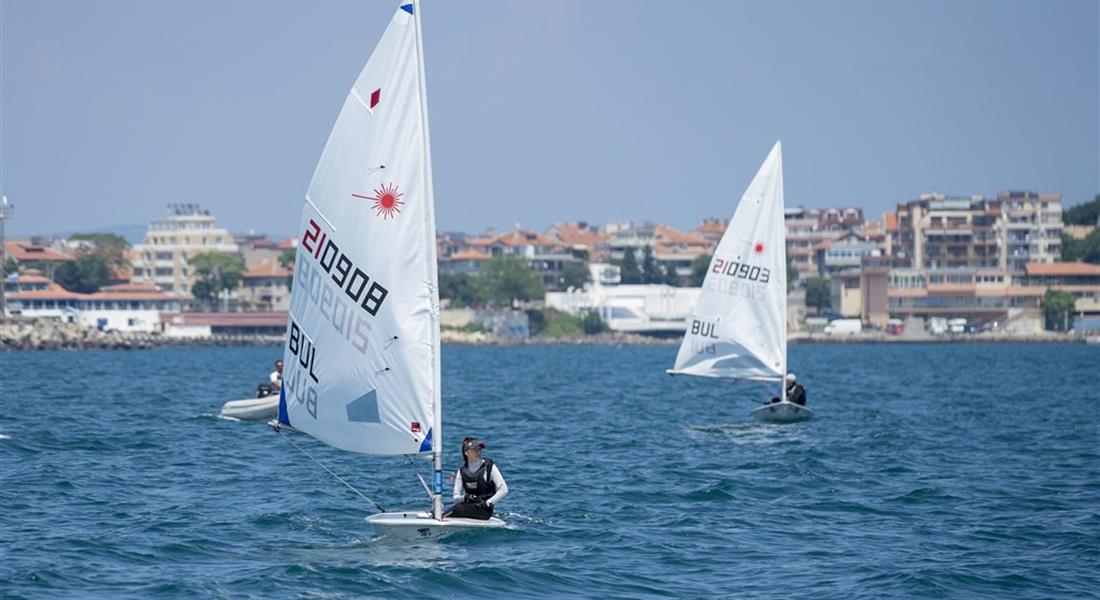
<box><xmin>370</xmin><ymin>88</ymin><xmax>380</xmax><ymax>110</ymax></box>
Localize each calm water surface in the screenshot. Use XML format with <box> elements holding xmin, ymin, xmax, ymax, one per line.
<box><xmin>1</xmin><ymin>343</ymin><xmax>1098</xmax><ymax>598</ymax></box>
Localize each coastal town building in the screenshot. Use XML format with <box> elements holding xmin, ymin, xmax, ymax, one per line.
<box><xmin>4</xmin><ymin>273</ymin><xmax>181</xmax><ymax>333</ymax></box>
<box><xmin>130</xmin><ymin>204</ymin><xmax>239</xmax><ymax>297</ymax></box>
<box><xmin>236</xmin><ymin>234</ymin><xmax>297</xmax><ymax>270</ymax></box>
<box><xmin>240</xmin><ymin>259</ymin><xmax>293</xmax><ymax>312</ymax></box>
<box><xmin>545</xmin><ymin>264</ymin><xmax>699</xmax><ymax>335</ymax></box>
<box><xmin>784</xmin><ymin>207</ymin><xmax>866</xmax><ymax>281</ymax></box>
<box><xmin>851</xmin><ymin>259</ymin><xmax>1100</xmax><ymax>333</ymax></box>
<box><xmin>3</xmin><ymin>240</ymin><xmax>74</xmax><ymax>279</ymax></box>
<box><xmin>891</xmin><ymin>191</ymin><xmax>1062</xmax><ymax>271</ymax></box>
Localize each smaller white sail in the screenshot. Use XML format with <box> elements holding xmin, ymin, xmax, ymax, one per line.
<box><xmin>670</xmin><ymin>141</ymin><xmax>787</xmax><ymax>381</ymax></box>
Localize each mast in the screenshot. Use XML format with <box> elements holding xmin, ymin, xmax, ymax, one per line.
<box><xmin>411</xmin><ymin>0</ymin><xmax>443</xmax><ymax>520</ymax></box>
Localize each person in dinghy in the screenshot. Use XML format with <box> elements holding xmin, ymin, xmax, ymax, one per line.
<box><xmin>443</xmin><ymin>437</ymin><xmax>508</xmax><ymax>520</ymax></box>
<box><xmin>769</xmin><ymin>373</ymin><xmax>807</xmax><ymax>406</ymax></box>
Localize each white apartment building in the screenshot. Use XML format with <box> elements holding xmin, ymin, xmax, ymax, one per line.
<box><xmin>130</xmin><ymin>204</ymin><xmax>239</xmax><ymax>297</ymax></box>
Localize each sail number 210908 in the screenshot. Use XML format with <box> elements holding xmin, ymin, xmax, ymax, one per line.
<box><xmin>301</xmin><ymin>219</ymin><xmax>389</xmax><ymax>317</ymax></box>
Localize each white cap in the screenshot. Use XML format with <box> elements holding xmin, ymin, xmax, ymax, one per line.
<box><xmin>785</xmin><ymin>373</ymin><xmax>797</xmax><ymax>382</ymax></box>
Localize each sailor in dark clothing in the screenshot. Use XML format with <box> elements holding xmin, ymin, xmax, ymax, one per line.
<box><xmin>442</xmin><ymin>436</ymin><xmax>509</xmax><ymax>520</ymax></box>
<box><xmin>770</xmin><ymin>373</ymin><xmax>807</xmax><ymax>406</ymax></box>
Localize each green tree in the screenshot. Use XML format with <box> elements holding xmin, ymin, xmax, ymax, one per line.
<box><xmin>1063</xmin><ymin>194</ymin><xmax>1100</xmax><ymax>226</ymax></box>
<box><xmin>54</xmin><ymin>253</ymin><xmax>111</xmax><ymax>293</ymax></box>
<box><xmin>1042</xmin><ymin>289</ymin><xmax>1075</xmax><ymax>331</ymax></box>
<box><xmin>618</xmin><ymin>247</ymin><xmax>642</xmax><ymax>284</ymax></box>
<box><xmin>2</xmin><ymin>257</ymin><xmax>18</xmax><ymax>277</ymax></box>
<box><xmin>641</xmin><ymin>245</ymin><xmax>662</xmax><ymax>284</ymax></box>
<box><xmin>439</xmin><ymin>272</ymin><xmax>488</xmax><ymax>307</ymax></box>
<box><xmin>805</xmin><ymin>277</ymin><xmax>832</xmax><ymax>314</ymax></box>
<box><xmin>558</xmin><ymin>262</ymin><xmax>591</xmax><ymax>290</ymax></box>
<box><xmin>580</xmin><ymin>309</ymin><xmax>610</xmax><ymax>334</ymax></box>
<box><xmin>1062</xmin><ymin>230</ymin><xmax>1100</xmax><ymax>264</ymax></box>
<box><xmin>662</xmin><ymin>261</ymin><xmax>680</xmax><ymax>286</ymax></box>
<box><xmin>69</xmin><ymin>233</ymin><xmax>129</xmax><ymax>272</ymax></box>
<box><xmin>690</xmin><ymin>254</ymin><xmax>711</xmax><ymax>287</ymax></box>
<box><xmin>278</xmin><ymin>248</ymin><xmax>297</xmax><ymax>269</ymax></box>
<box><xmin>787</xmin><ymin>255</ymin><xmax>799</xmax><ymax>291</ymax></box>
<box><xmin>188</xmin><ymin>252</ymin><xmax>246</xmax><ymax>305</ymax></box>
<box><xmin>481</xmin><ymin>255</ymin><xmax>545</xmax><ymax>307</ymax></box>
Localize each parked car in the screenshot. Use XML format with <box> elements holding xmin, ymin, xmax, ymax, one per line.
<box><xmin>886</xmin><ymin>318</ymin><xmax>905</xmax><ymax>335</ymax></box>
<box><xmin>948</xmin><ymin>318</ymin><xmax>967</xmax><ymax>334</ymax></box>
<box><xmin>927</xmin><ymin>317</ymin><xmax>948</xmax><ymax>335</ymax></box>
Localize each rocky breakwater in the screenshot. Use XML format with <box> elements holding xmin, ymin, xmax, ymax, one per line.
<box><xmin>1</xmin><ymin>319</ymin><xmax>155</xmax><ymax>350</ymax></box>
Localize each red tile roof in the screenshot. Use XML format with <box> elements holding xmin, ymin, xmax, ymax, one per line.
<box><xmin>448</xmin><ymin>250</ymin><xmax>490</xmax><ymax>261</ymax></box>
<box><xmin>7</xmin><ymin>281</ymin><xmax>176</xmax><ymax>302</ymax></box>
<box><xmin>244</xmin><ymin>258</ymin><xmax>293</xmax><ymax>279</ymax></box>
<box><xmin>4</xmin><ymin>241</ymin><xmax>74</xmax><ymax>263</ymax></box>
<box><xmin>1025</xmin><ymin>262</ymin><xmax>1100</xmax><ymax>276</ymax></box>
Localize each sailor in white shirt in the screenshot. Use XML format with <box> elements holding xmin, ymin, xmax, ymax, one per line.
<box><xmin>443</xmin><ymin>437</ymin><xmax>508</xmax><ymax>520</ymax></box>
<box><xmin>270</xmin><ymin>360</ymin><xmax>283</xmax><ymax>391</ymax></box>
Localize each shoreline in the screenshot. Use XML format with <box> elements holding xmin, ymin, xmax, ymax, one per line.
<box><xmin>2</xmin><ymin>319</ymin><xmax>1094</xmax><ymax>351</ymax></box>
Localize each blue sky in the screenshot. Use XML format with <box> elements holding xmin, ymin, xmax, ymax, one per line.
<box><xmin>2</xmin><ymin>0</ymin><xmax>1097</xmax><ymax>239</ymax></box>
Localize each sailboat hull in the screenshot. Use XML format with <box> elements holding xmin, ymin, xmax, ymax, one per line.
<box><xmin>751</xmin><ymin>401</ymin><xmax>814</xmax><ymax>424</ymax></box>
<box><xmin>366</xmin><ymin>511</ymin><xmax>506</xmax><ymax>540</ymax></box>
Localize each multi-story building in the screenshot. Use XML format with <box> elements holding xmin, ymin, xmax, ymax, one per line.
<box><xmin>784</xmin><ymin>207</ymin><xmax>865</xmax><ymax>281</ymax></box>
<box><xmin>998</xmin><ymin>190</ymin><xmax>1063</xmax><ymax>271</ymax></box>
<box><xmin>130</xmin><ymin>204</ymin><xmax>239</xmax><ymax>297</ymax></box>
<box><xmin>240</xmin><ymin>259</ymin><xmax>293</xmax><ymax>312</ymax></box>
<box><xmin>891</xmin><ymin>191</ymin><xmax>1061</xmax><ymax>271</ymax></box>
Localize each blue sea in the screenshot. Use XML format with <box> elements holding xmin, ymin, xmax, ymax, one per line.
<box><xmin>1</xmin><ymin>343</ymin><xmax>1098</xmax><ymax>598</ymax></box>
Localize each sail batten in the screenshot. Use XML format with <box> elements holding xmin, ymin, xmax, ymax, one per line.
<box><xmin>671</xmin><ymin>142</ymin><xmax>787</xmax><ymax>381</ymax></box>
<box><xmin>280</xmin><ymin>4</ymin><xmax>437</xmax><ymax>457</ymax></box>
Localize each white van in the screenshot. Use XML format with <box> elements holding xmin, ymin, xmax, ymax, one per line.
<box><xmin>824</xmin><ymin>318</ymin><xmax>862</xmax><ymax>335</ymax></box>
<box><xmin>948</xmin><ymin>318</ymin><xmax>967</xmax><ymax>334</ymax></box>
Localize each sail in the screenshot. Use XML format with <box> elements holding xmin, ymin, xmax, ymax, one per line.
<box><xmin>279</xmin><ymin>2</ymin><xmax>439</xmax><ymax>456</ymax></box>
<box><xmin>670</xmin><ymin>141</ymin><xmax>786</xmax><ymax>381</ymax></box>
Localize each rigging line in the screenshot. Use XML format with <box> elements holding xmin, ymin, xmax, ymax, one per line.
<box><xmin>405</xmin><ymin>455</ymin><xmax>434</xmax><ymax>501</ymax></box>
<box><xmin>273</xmin><ymin>426</ymin><xmax>385</xmax><ymax>513</ymax></box>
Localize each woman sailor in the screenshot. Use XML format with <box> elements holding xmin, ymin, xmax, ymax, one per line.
<box><xmin>443</xmin><ymin>436</ymin><xmax>508</xmax><ymax>520</ymax></box>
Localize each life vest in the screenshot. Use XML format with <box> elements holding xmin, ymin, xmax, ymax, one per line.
<box><xmin>461</xmin><ymin>458</ymin><xmax>497</xmax><ymax>499</ymax></box>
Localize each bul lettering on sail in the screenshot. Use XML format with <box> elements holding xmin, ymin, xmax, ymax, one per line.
<box><xmin>690</xmin><ymin>319</ymin><xmax>719</xmax><ymax>339</ymax></box>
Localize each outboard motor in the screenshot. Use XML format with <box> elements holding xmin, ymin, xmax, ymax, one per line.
<box><xmin>256</xmin><ymin>383</ymin><xmax>273</xmax><ymax>398</ymax></box>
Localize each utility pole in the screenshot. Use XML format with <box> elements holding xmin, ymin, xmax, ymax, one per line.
<box><xmin>0</xmin><ymin>196</ymin><xmax>14</xmax><ymax>321</ymax></box>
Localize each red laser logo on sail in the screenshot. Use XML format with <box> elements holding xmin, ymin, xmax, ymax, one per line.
<box><xmin>753</xmin><ymin>242</ymin><xmax>765</xmax><ymax>254</ymax></box>
<box><xmin>353</xmin><ymin>183</ymin><xmax>404</xmax><ymax>219</ymax></box>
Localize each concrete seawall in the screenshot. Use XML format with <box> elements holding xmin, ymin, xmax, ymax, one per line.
<box><xmin>1</xmin><ymin>319</ymin><xmax>282</xmax><ymax>350</ymax></box>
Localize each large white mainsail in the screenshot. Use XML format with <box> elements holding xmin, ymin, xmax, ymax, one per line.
<box><xmin>278</xmin><ymin>1</ymin><xmax>440</xmax><ymax>488</ymax></box>
<box><xmin>669</xmin><ymin>141</ymin><xmax>786</xmax><ymax>382</ymax></box>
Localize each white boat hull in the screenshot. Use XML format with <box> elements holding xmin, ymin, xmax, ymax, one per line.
<box><xmin>366</xmin><ymin>511</ymin><xmax>506</xmax><ymax>540</ymax></box>
<box><xmin>220</xmin><ymin>396</ymin><xmax>279</xmax><ymax>421</ymax></box>
<box><xmin>751</xmin><ymin>401</ymin><xmax>814</xmax><ymax>424</ymax></box>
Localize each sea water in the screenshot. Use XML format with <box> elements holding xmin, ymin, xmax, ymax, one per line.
<box><xmin>1</xmin><ymin>343</ymin><xmax>1097</xmax><ymax>598</ymax></box>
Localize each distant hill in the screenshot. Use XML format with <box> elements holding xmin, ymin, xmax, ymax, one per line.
<box><xmin>53</xmin><ymin>224</ymin><xmax>147</xmax><ymax>245</ymax></box>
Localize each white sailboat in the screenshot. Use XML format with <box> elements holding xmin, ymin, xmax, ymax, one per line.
<box><xmin>668</xmin><ymin>142</ymin><xmax>813</xmax><ymax>423</ymax></box>
<box><xmin>276</xmin><ymin>1</ymin><xmax>504</xmax><ymax>537</ymax></box>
